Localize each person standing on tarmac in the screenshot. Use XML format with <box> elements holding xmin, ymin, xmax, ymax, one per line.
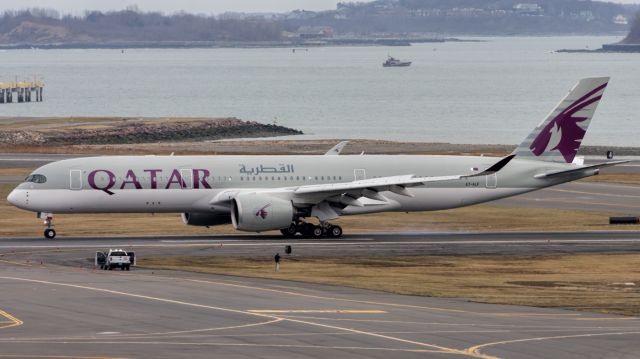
<box><xmin>274</xmin><ymin>253</ymin><xmax>281</xmax><ymax>272</ymax></box>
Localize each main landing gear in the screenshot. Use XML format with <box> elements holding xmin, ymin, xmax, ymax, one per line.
<box><xmin>280</xmin><ymin>220</ymin><xmax>343</xmax><ymax>238</ymax></box>
<box><xmin>42</xmin><ymin>213</ymin><xmax>56</xmax><ymax>239</ymax></box>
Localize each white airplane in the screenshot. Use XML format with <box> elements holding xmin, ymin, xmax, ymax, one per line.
<box><xmin>8</xmin><ymin>77</ymin><xmax>625</xmax><ymax>239</ymax></box>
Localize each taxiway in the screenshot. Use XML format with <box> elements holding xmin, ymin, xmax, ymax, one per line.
<box><xmin>1</xmin><ymin>255</ymin><xmax>640</xmax><ymax>359</ymax></box>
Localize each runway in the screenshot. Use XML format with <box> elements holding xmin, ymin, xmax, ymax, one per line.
<box><xmin>1</xmin><ymin>253</ymin><xmax>640</xmax><ymax>359</ymax></box>
<box><xmin>2</xmin><ymin>231</ymin><xmax>640</xmax><ymax>262</ymax></box>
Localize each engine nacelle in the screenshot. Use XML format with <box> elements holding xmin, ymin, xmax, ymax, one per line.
<box><xmin>231</xmin><ymin>193</ymin><xmax>294</xmax><ymax>232</ymax></box>
<box><xmin>181</xmin><ymin>212</ymin><xmax>231</xmax><ymax>226</ymax></box>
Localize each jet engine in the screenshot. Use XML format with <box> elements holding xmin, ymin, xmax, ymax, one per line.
<box><xmin>231</xmin><ymin>193</ymin><xmax>294</xmax><ymax>232</ymax></box>
<box><xmin>181</xmin><ymin>212</ymin><xmax>231</xmax><ymax>226</ymax></box>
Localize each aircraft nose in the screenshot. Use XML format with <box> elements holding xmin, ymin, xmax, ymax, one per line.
<box><xmin>7</xmin><ymin>189</ymin><xmax>23</xmax><ymax>207</ymax></box>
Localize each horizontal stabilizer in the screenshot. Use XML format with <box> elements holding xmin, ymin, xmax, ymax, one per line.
<box><xmin>534</xmin><ymin>160</ymin><xmax>628</xmax><ymax>179</ymax></box>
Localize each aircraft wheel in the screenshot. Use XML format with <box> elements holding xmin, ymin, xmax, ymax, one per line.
<box><xmin>280</xmin><ymin>224</ymin><xmax>297</xmax><ymax>238</ymax></box>
<box><xmin>44</xmin><ymin>229</ymin><xmax>56</xmax><ymax>239</ymax></box>
<box><xmin>328</xmin><ymin>225</ymin><xmax>343</xmax><ymax>238</ymax></box>
<box><xmin>311</xmin><ymin>225</ymin><xmax>324</xmax><ymax>238</ymax></box>
<box><xmin>301</xmin><ymin>223</ymin><xmax>315</xmax><ymax>238</ymax></box>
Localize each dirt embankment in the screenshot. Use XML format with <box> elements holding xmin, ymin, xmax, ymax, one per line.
<box><xmin>0</xmin><ymin>117</ymin><xmax>302</xmax><ymax>145</ymax></box>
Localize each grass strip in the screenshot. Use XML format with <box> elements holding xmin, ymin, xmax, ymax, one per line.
<box><xmin>139</xmin><ymin>254</ymin><xmax>640</xmax><ymax>316</ymax></box>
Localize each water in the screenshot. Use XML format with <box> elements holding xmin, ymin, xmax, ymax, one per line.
<box><xmin>1</xmin><ymin>36</ymin><xmax>639</xmax><ymax>146</ymax></box>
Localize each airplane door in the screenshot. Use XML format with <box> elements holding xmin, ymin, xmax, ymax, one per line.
<box><xmin>70</xmin><ymin>169</ymin><xmax>82</xmax><ymax>190</ymax></box>
<box><xmin>180</xmin><ymin>168</ymin><xmax>193</xmax><ymax>189</ymax></box>
<box><xmin>486</xmin><ymin>174</ymin><xmax>497</xmax><ymax>189</ymax></box>
<box><xmin>354</xmin><ymin>169</ymin><xmax>366</xmax><ymax>181</ymax></box>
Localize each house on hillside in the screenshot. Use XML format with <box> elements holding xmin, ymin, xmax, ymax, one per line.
<box><xmin>514</xmin><ymin>3</ymin><xmax>543</xmax><ymax>15</ymax></box>
<box><xmin>296</xmin><ymin>26</ymin><xmax>334</xmax><ymax>39</ymax></box>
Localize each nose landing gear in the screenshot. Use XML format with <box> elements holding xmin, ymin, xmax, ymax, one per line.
<box><xmin>41</xmin><ymin>213</ymin><xmax>56</xmax><ymax>239</ymax></box>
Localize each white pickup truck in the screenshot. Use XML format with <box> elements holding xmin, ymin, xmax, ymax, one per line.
<box><xmin>95</xmin><ymin>249</ymin><xmax>136</xmax><ymax>271</ymax></box>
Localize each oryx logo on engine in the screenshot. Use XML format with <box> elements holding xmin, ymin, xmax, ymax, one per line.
<box><xmin>255</xmin><ymin>204</ymin><xmax>271</xmax><ymax>219</ymax></box>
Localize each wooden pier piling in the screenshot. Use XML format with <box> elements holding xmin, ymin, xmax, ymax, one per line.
<box><xmin>0</xmin><ymin>80</ymin><xmax>44</xmax><ymax>104</ymax></box>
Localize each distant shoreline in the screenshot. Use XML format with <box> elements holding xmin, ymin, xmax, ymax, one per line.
<box><xmin>557</xmin><ymin>43</ymin><xmax>640</xmax><ymax>53</ymax></box>
<box><xmin>0</xmin><ymin>117</ymin><xmax>303</xmax><ymax>146</ymax></box>
<box><xmin>0</xmin><ymin>37</ymin><xmax>483</xmax><ymax>50</ymax></box>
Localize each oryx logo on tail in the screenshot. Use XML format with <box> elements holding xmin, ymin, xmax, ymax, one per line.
<box><xmin>530</xmin><ymin>82</ymin><xmax>607</xmax><ymax>163</ymax></box>
<box><xmin>513</xmin><ymin>77</ymin><xmax>609</xmax><ymax>164</ymax></box>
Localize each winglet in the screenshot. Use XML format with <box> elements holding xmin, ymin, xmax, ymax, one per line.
<box><xmin>465</xmin><ymin>154</ymin><xmax>515</xmax><ymax>178</ymax></box>
<box><xmin>325</xmin><ymin>141</ymin><xmax>349</xmax><ymax>155</ymax></box>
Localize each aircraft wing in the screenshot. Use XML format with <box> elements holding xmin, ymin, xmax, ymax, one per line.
<box><xmin>293</xmin><ymin>154</ymin><xmax>515</xmax><ymax>200</ymax></box>
<box><xmin>534</xmin><ymin>160</ymin><xmax>628</xmax><ymax>179</ymax></box>
<box><xmin>210</xmin><ymin>155</ymin><xmax>514</xmax><ymax>207</ymax></box>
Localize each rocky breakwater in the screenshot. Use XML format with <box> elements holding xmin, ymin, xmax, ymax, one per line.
<box><xmin>0</xmin><ymin>117</ymin><xmax>303</xmax><ymax>145</ymax></box>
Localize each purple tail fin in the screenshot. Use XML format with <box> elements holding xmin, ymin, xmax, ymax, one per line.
<box><xmin>514</xmin><ymin>77</ymin><xmax>609</xmax><ymax>163</ymax></box>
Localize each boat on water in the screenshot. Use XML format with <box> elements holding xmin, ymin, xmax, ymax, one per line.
<box><xmin>382</xmin><ymin>56</ymin><xmax>411</xmax><ymax>67</ymax></box>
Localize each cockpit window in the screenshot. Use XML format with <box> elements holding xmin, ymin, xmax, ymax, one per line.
<box><xmin>25</xmin><ymin>174</ymin><xmax>47</xmax><ymax>184</ymax></box>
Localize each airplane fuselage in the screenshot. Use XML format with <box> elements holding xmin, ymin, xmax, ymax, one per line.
<box><xmin>8</xmin><ymin>154</ymin><xmax>582</xmax><ymax>216</ymax></box>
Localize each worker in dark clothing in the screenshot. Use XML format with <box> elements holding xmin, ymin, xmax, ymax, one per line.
<box><xmin>274</xmin><ymin>253</ymin><xmax>281</xmax><ymax>272</ymax></box>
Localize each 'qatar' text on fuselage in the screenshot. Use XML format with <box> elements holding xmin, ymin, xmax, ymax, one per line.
<box><xmin>88</xmin><ymin>168</ymin><xmax>212</xmax><ymax>195</ymax></box>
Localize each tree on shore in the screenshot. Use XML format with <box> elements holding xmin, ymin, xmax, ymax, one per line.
<box><xmin>0</xmin><ymin>8</ymin><xmax>284</xmax><ymax>44</ymax></box>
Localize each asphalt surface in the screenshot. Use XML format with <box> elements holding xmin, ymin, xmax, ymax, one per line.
<box><xmin>0</xmin><ymin>153</ymin><xmax>88</xmax><ymax>168</ymax></box>
<box><xmin>0</xmin><ymin>232</ymin><xmax>640</xmax><ymax>358</ymax></box>
<box><xmin>3</xmin><ymin>232</ymin><xmax>640</xmax><ymax>260</ymax></box>
<box><xmin>493</xmin><ymin>181</ymin><xmax>640</xmax><ymax>214</ymax></box>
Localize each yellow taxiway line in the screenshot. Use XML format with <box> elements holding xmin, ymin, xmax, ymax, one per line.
<box><xmin>0</xmin><ymin>309</ymin><xmax>22</xmax><ymax>330</ymax></box>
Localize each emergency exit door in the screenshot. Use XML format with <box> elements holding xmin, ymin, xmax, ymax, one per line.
<box><xmin>70</xmin><ymin>170</ymin><xmax>82</xmax><ymax>190</ymax></box>
<box><xmin>486</xmin><ymin>174</ymin><xmax>497</xmax><ymax>189</ymax></box>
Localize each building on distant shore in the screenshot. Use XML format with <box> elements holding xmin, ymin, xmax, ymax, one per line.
<box><xmin>513</xmin><ymin>3</ymin><xmax>543</xmax><ymax>15</ymax></box>
<box><xmin>296</xmin><ymin>26</ymin><xmax>334</xmax><ymax>39</ymax></box>
<box><xmin>614</xmin><ymin>14</ymin><xmax>628</xmax><ymax>25</ymax></box>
